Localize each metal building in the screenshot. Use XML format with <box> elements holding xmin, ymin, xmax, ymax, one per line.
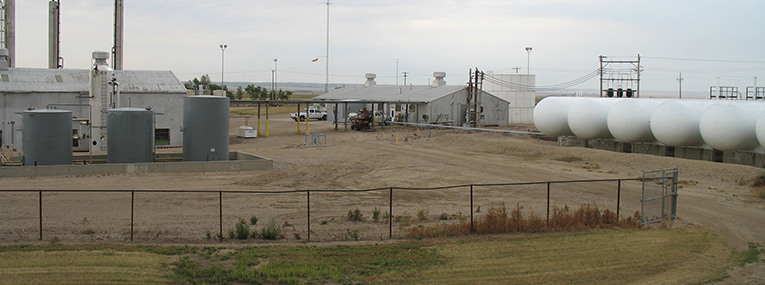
<box><xmin>481</xmin><ymin>72</ymin><xmax>536</xmax><ymax>124</ymax></box>
<box><xmin>0</xmin><ymin>67</ymin><xmax>185</xmax><ymax>151</ymax></box>
<box><xmin>316</xmin><ymin>72</ymin><xmax>510</xmax><ymax>127</ymax></box>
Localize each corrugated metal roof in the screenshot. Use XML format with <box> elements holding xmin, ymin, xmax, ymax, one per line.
<box><xmin>315</xmin><ymin>85</ymin><xmax>466</xmax><ymax>103</ymax></box>
<box><xmin>0</xmin><ymin>68</ymin><xmax>186</xmax><ymax>94</ymax></box>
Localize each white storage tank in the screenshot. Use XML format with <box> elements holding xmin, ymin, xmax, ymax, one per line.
<box><xmin>755</xmin><ymin>112</ymin><xmax>765</xmax><ymax>149</ymax></box>
<box><xmin>650</xmin><ymin>100</ymin><xmax>715</xmax><ymax>147</ymax></box>
<box><xmin>567</xmin><ymin>98</ymin><xmax>623</xmax><ymax>139</ymax></box>
<box><xmin>107</xmin><ymin>108</ymin><xmax>154</xmax><ymax>163</ymax></box>
<box><xmin>183</xmin><ymin>96</ymin><xmax>230</xmax><ymax>161</ymax></box>
<box><xmin>533</xmin><ymin>97</ymin><xmax>577</xmax><ymax>137</ymax></box>
<box><xmin>699</xmin><ymin>102</ymin><xmax>765</xmax><ymax>151</ymax></box>
<box><xmin>22</xmin><ymin>109</ymin><xmax>73</xmax><ymax>166</ymax></box>
<box><xmin>607</xmin><ymin>99</ymin><xmax>666</xmax><ymax>143</ymax></box>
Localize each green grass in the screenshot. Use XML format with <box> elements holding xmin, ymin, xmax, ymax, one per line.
<box><xmin>170</xmin><ymin>244</ymin><xmax>442</xmax><ymax>284</ymax></box>
<box><xmin>0</xmin><ymin>250</ymin><xmax>169</xmax><ymax>284</ymax></box>
<box><xmin>417</xmin><ymin>229</ymin><xmax>734</xmax><ymax>284</ymax></box>
<box><xmin>0</xmin><ymin>229</ymin><xmax>741</xmax><ymax>284</ymax></box>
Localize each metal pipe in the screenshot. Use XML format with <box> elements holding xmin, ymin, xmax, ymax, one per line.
<box><xmin>219</xmin><ymin>191</ymin><xmax>223</xmax><ymax>243</ymax></box>
<box><xmin>130</xmin><ymin>191</ymin><xmax>134</xmax><ymax>241</ymax></box>
<box><xmin>393</xmin><ymin>121</ymin><xmax>542</xmax><ymax>136</ymax></box>
<box><xmin>616</xmin><ymin>179</ymin><xmax>621</xmax><ymax>221</ymax></box>
<box><xmin>469</xmin><ymin>185</ymin><xmax>474</xmax><ymax>233</ymax></box>
<box><xmin>307</xmin><ymin>190</ymin><xmax>311</xmax><ymax>242</ymax></box>
<box><xmin>389</xmin><ymin>187</ymin><xmax>393</xmax><ymax>239</ymax></box>
<box><xmin>39</xmin><ymin>190</ymin><xmax>42</xmax><ymax>240</ymax></box>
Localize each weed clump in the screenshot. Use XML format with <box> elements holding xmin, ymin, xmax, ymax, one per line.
<box><xmin>260</xmin><ymin>219</ymin><xmax>282</xmax><ymax>240</ymax></box>
<box><xmin>372</xmin><ymin>207</ymin><xmax>381</xmax><ymax>222</ymax></box>
<box><xmin>347</xmin><ymin>208</ymin><xmax>363</xmax><ymax>221</ymax></box>
<box><xmin>417</xmin><ymin>208</ymin><xmax>429</xmax><ymax>221</ymax></box>
<box><xmin>753</xmin><ymin>174</ymin><xmax>765</xmax><ymax>198</ymax></box>
<box><xmin>234</xmin><ymin>218</ymin><xmax>250</xmax><ymax>240</ymax></box>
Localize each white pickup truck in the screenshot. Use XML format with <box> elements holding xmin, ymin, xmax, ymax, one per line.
<box><xmin>291</xmin><ymin>106</ymin><xmax>328</xmax><ymax>121</ymax></box>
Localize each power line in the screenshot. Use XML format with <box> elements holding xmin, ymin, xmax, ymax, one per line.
<box><xmin>483</xmin><ymin>69</ymin><xmax>601</xmax><ymax>92</ymax></box>
<box><xmin>643</xmin><ymin>56</ymin><xmax>765</xmax><ymax>64</ymax></box>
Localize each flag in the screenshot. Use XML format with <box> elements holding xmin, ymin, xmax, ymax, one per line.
<box><xmin>312</xmin><ymin>58</ymin><xmax>319</xmax><ymax>62</ymax></box>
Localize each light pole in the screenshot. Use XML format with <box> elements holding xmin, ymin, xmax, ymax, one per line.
<box><xmin>677</xmin><ymin>72</ymin><xmax>683</xmax><ymax>99</ymax></box>
<box><xmin>219</xmin><ymin>44</ymin><xmax>227</xmax><ymax>89</ymax></box>
<box><xmin>525</xmin><ymin>46</ymin><xmax>533</xmax><ymax>75</ymax></box>
<box><xmin>274</xmin><ymin>59</ymin><xmax>278</xmax><ymax>98</ymax></box>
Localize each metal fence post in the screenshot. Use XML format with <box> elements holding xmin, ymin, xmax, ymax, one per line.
<box><xmin>307</xmin><ymin>190</ymin><xmax>311</xmax><ymax>242</ymax></box>
<box><xmin>616</xmin><ymin>180</ymin><xmax>621</xmax><ymax>221</ymax></box>
<box><xmin>219</xmin><ymin>191</ymin><xmax>223</xmax><ymax>243</ymax></box>
<box><xmin>389</xmin><ymin>187</ymin><xmax>393</xmax><ymax>239</ymax></box>
<box><xmin>39</xmin><ymin>190</ymin><xmax>43</xmax><ymax>241</ymax></box>
<box><xmin>131</xmin><ymin>191</ymin><xmax>135</xmax><ymax>242</ymax></box>
<box><xmin>546</xmin><ymin>182</ymin><xmax>551</xmax><ymax>226</ymax></box>
<box><xmin>470</xmin><ymin>185</ymin><xmax>474</xmax><ymax>233</ymax></box>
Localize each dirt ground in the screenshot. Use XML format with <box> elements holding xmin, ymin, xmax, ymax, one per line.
<box><xmin>1</xmin><ymin>110</ymin><xmax>764</xmax><ymax>282</ymax></box>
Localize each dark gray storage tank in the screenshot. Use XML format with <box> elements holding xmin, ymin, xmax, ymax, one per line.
<box><xmin>107</xmin><ymin>108</ymin><xmax>154</xmax><ymax>163</ymax></box>
<box><xmin>183</xmin><ymin>96</ymin><xmax>230</xmax><ymax>161</ymax></box>
<box><xmin>22</xmin><ymin>109</ymin><xmax>73</xmax><ymax>166</ymax></box>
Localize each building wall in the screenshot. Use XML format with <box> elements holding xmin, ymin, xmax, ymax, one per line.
<box><xmin>482</xmin><ymin>72</ymin><xmax>536</xmax><ymax>124</ymax></box>
<box><xmin>0</xmin><ymin>92</ymin><xmax>184</xmax><ymax>150</ymax></box>
<box><xmin>428</xmin><ymin>90</ymin><xmax>467</xmax><ymax>124</ymax></box>
<box><xmin>479</xmin><ymin>91</ymin><xmax>510</xmax><ymax>126</ymax></box>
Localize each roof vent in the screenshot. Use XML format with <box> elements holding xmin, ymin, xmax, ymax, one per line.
<box><xmin>432</xmin><ymin>71</ymin><xmax>446</xmax><ymax>87</ymax></box>
<box><xmin>92</xmin><ymin>51</ymin><xmax>110</xmax><ymax>66</ymax></box>
<box><xmin>365</xmin><ymin>73</ymin><xmax>377</xmax><ymax>87</ymax></box>
<box><xmin>0</xmin><ymin>48</ymin><xmax>9</xmax><ymax>70</ymax></box>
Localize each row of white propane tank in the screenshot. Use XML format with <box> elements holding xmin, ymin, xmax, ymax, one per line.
<box><xmin>533</xmin><ymin>97</ymin><xmax>765</xmax><ymax>151</ymax></box>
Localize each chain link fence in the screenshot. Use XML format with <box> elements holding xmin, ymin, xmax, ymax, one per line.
<box><xmin>0</xmin><ymin>178</ymin><xmax>661</xmax><ymax>243</ymax></box>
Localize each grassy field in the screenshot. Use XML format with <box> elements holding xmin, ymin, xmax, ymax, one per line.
<box><xmin>230</xmin><ymin>93</ymin><xmax>321</xmax><ymax>116</ymax></box>
<box><xmin>0</xmin><ymin>229</ymin><xmax>755</xmax><ymax>284</ymax></box>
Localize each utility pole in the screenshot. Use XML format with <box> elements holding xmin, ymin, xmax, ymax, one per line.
<box><xmin>677</xmin><ymin>72</ymin><xmax>683</xmax><ymax>99</ymax></box>
<box><xmin>512</xmin><ymin>67</ymin><xmax>521</xmax><ymax>73</ymax></box>
<box><xmin>402</xmin><ymin>72</ymin><xmax>408</xmax><ymax>86</ymax></box>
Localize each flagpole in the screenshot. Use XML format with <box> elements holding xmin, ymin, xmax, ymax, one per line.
<box><xmin>325</xmin><ymin>1</ymin><xmax>331</xmax><ymax>94</ymax></box>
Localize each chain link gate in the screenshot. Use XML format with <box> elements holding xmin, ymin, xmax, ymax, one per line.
<box><xmin>641</xmin><ymin>167</ymin><xmax>678</xmax><ymax>225</ymax></box>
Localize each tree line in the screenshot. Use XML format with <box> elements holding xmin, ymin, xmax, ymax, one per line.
<box><xmin>184</xmin><ymin>74</ymin><xmax>292</xmax><ymax>100</ymax></box>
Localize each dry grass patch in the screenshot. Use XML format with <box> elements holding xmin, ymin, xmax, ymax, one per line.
<box><xmin>418</xmin><ymin>229</ymin><xmax>733</xmax><ymax>284</ymax></box>
<box><xmin>0</xmin><ymin>250</ymin><xmax>170</xmax><ymax>283</ymax></box>
<box><xmin>406</xmin><ymin>203</ymin><xmax>641</xmax><ymax>239</ymax></box>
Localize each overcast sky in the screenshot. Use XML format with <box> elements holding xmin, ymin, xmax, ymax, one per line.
<box><xmin>13</xmin><ymin>0</ymin><xmax>765</xmax><ymax>94</ymax></box>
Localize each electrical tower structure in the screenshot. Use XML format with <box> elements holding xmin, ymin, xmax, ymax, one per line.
<box><xmin>466</xmin><ymin>68</ymin><xmax>484</xmax><ymax>127</ymax></box>
<box><xmin>599</xmin><ymin>55</ymin><xmax>641</xmax><ymax>98</ymax></box>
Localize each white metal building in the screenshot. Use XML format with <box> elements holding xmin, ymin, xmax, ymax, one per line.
<box><xmin>481</xmin><ymin>72</ymin><xmax>536</xmax><ymax>124</ymax></box>
<box><xmin>316</xmin><ymin>73</ymin><xmax>510</xmax><ymax>127</ymax></box>
<box><xmin>0</xmin><ymin>67</ymin><xmax>186</xmax><ymax>151</ymax></box>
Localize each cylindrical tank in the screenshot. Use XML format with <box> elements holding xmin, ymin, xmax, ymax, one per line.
<box><xmin>699</xmin><ymin>102</ymin><xmax>765</xmax><ymax>151</ymax></box>
<box><xmin>183</xmin><ymin>95</ymin><xmax>230</xmax><ymax>161</ymax></box>
<box><xmin>107</xmin><ymin>108</ymin><xmax>154</xmax><ymax>163</ymax></box>
<box><xmin>533</xmin><ymin>97</ymin><xmax>578</xmax><ymax>137</ymax></box>
<box><xmin>755</xmin><ymin>113</ymin><xmax>765</xmax><ymax>149</ymax></box>
<box><xmin>567</xmin><ymin>98</ymin><xmax>623</xmax><ymax>139</ymax></box>
<box><xmin>607</xmin><ymin>99</ymin><xmax>666</xmax><ymax>142</ymax></box>
<box><xmin>650</xmin><ymin>100</ymin><xmax>715</xmax><ymax>147</ymax></box>
<box><xmin>22</xmin><ymin>109</ymin><xmax>73</xmax><ymax>166</ymax></box>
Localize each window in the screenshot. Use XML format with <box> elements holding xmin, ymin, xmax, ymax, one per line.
<box><xmin>155</xmin><ymin>129</ymin><xmax>170</xmax><ymax>146</ymax></box>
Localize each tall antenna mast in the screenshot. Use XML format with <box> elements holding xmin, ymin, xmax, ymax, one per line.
<box><xmin>113</xmin><ymin>0</ymin><xmax>124</xmax><ymax>70</ymax></box>
<box><xmin>48</xmin><ymin>0</ymin><xmax>62</xmax><ymax>69</ymax></box>
<box><xmin>324</xmin><ymin>1</ymin><xmax>331</xmax><ymax>93</ymax></box>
